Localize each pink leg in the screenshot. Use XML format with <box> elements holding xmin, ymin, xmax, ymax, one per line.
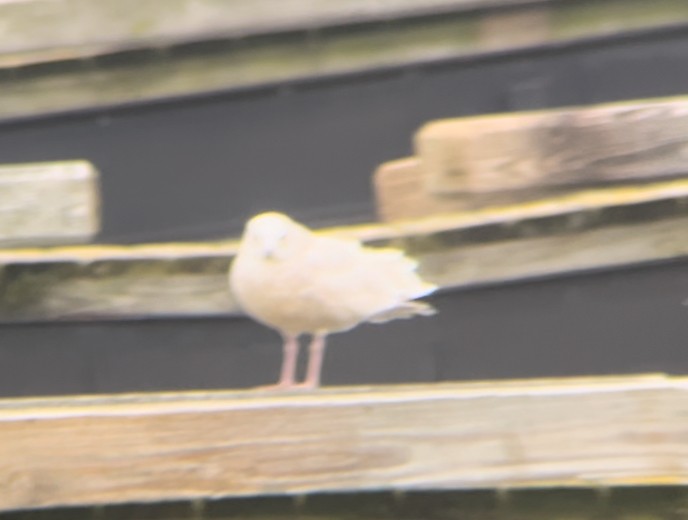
<box><xmin>257</xmin><ymin>334</ymin><xmax>300</xmax><ymax>391</ymax></box>
<box><xmin>300</xmin><ymin>333</ymin><xmax>327</xmax><ymax>389</ymax></box>
<box><xmin>276</xmin><ymin>334</ymin><xmax>300</xmax><ymax>388</ymax></box>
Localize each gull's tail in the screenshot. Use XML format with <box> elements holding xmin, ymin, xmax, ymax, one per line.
<box><xmin>367</xmin><ymin>300</ymin><xmax>437</xmax><ymax>323</ymax></box>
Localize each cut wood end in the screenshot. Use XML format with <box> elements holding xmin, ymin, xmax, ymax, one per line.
<box><xmin>0</xmin><ymin>159</ymin><xmax>102</xmax><ymax>247</ymax></box>
<box><xmin>373</xmin><ymin>157</ymin><xmax>433</xmax><ymax>222</ymax></box>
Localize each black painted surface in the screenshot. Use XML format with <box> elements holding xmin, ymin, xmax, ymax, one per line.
<box><xmin>1</xmin><ymin>258</ymin><xmax>688</xmax><ymax>397</ymax></box>
<box><xmin>2</xmin><ymin>30</ymin><xmax>688</xmax><ymax>396</ymax></box>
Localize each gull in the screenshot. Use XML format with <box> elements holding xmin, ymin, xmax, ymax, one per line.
<box><xmin>230</xmin><ymin>212</ymin><xmax>436</xmax><ymax>389</ymax></box>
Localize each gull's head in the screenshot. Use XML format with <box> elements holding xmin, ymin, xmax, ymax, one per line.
<box><xmin>240</xmin><ymin>212</ymin><xmax>307</xmax><ymax>260</ymax></box>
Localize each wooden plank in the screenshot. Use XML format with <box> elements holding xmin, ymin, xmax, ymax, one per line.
<box><xmin>0</xmin><ymin>161</ymin><xmax>100</xmax><ymax>247</ymax></box>
<box><xmin>3</xmin><ymin>177</ymin><xmax>688</xmax><ymax>322</ymax></box>
<box><xmin>0</xmin><ymin>0</ymin><xmax>539</xmax><ymax>66</ymax></box>
<box><xmin>0</xmin><ymin>374</ymin><xmax>686</xmax><ymax>511</ymax></box>
<box><xmin>373</xmin><ymin>156</ymin><xmax>564</xmax><ymax>220</ymax></box>
<box><xmin>2</xmin><ymin>0</ymin><xmax>688</xmax><ymax>120</ymax></box>
<box><xmin>417</xmin><ymin>97</ymin><xmax>688</xmax><ymax>194</ymax></box>
<box><xmin>0</xmin><ymin>242</ymin><xmax>236</xmax><ymax>322</ymax></box>
<box><xmin>3</xmin><ymin>0</ymin><xmax>686</xmax><ymax>67</ymax></box>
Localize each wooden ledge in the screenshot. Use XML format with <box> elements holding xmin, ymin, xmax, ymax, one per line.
<box><xmin>1</xmin><ymin>178</ymin><xmax>688</xmax><ymax>322</ymax></box>
<box><xmin>1</xmin><ymin>374</ymin><xmax>686</xmax><ymax>511</ymax></box>
<box><xmin>0</xmin><ymin>0</ymin><xmax>540</xmax><ymax>64</ymax></box>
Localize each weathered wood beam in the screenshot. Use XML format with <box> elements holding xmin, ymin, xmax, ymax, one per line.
<box><xmin>0</xmin><ymin>160</ymin><xmax>100</xmax><ymax>247</ymax></box>
<box><xmin>374</xmin><ymin>156</ymin><xmax>566</xmax><ymax>220</ymax></box>
<box><xmin>417</xmin><ymin>98</ymin><xmax>688</xmax><ymax>194</ymax></box>
<box><xmin>3</xmin><ymin>177</ymin><xmax>688</xmax><ymax>322</ymax></box>
<box><xmin>0</xmin><ymin>242</ymin><xmax>236</xmax><ymax>322</ymax></box>
<box><xmin>1</xmin><ymin>0</ymin><xmax>687</xmax><ymax>120</ymax></box>
<box><xmin>0</xmin><ymin>0</ymin><xmax>541</xmax><ymax>65</ymax></box>
<box><xmin>0</xmin><ymin>374</ymin><xmax>686</xmax><ymax>511</ymax></box>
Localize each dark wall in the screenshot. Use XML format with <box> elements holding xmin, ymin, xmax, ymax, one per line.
<box><xmin>2</xmin><ymin>29</ymin><xmax>688</xmax><ymax>396</ymax></box>
<box><xmin>2</xmin><ymin>258</ymin><xmax>688</xmax><ymax>397</ymax></box>
<box><xmin>2</xmin><ymin>29</ymin><xmax>688</xmax><ymax>243</ymax></box>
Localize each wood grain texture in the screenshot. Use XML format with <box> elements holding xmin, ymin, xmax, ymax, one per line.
<box><xmin>0</xmin><ymin>242</ymin><xmax>237</xmax><ymax>322</ymax></box>
<box><xmin>0</xmin><ymin>161</ymin><xmax>100</xmax><ymax>247</ymax></box>
<box><xmin>2</xmin><ymin>0</ymin><xmax>685</xmax><ymax>67</ymax></box>
<box><xmin>417</xmin><ymin>98</ymin><xmax>688</xmax><ymax>194</ymax></box>
<box><xmin>2</xmin><ymin>1</ymin><xmax>688</xmax><ymax>120</ymax></box>
<box><xmin>0</xmin><ymin>0</ymin><xmax>540</xmax><ymax>66</ymax></box>
<box><xmin>0</xmin><ymin>374</ymin><xmax>686</xmax><ymax>511</ymax></box>
<box><xmin>373</xmin><ymin>156</ymin><xmax>564</xmax><ymax>220</ymax></box>
<box><xmin>3</xmin><ymin>178</ymin><xmax>688</xmax><ymax>322</ymax></box>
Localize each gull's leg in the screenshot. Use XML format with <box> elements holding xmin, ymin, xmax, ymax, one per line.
<box><xmin>276</xmin><ymin>333</ymin><xmax>300</xmax><ymax>388</ymax></box>
<box><xmin>299</xmin><ymin>332</ymin><xmax>327</xmax><ymax>389</ymax></box>
<box><xmin>258</xmin><ymin>333</ymin><xmax>300</xmax><ymax>390</ymax></box>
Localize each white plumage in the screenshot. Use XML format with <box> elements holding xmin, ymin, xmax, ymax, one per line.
<box><xmin>230</xmin><ymin>212</ymin><xmax>436</xmax><ymax>388</ymax></box>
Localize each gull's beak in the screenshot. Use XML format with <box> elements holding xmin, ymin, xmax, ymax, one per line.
<box><xmin>260</xmin><ymin>234</ymin><xmax>284</xmax><ymax>260</ymax></box>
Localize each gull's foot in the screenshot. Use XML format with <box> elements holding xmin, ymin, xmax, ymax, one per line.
<box><xmin>254</xmin><ymin>382</ymin><xmax>294</xmax><ymax>392</ymax></box>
